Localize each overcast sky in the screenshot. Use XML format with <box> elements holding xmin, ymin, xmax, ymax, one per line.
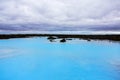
<box><xmin>0</xmin><ymin>0</ymin><xmax>120</xmax><ymax>26</ymax></box>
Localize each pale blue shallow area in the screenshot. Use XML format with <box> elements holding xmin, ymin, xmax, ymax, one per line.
<box><xmin>0</xmin><ymin>37</ymin><xmax>120</xmax><ymax>80</ymax></box>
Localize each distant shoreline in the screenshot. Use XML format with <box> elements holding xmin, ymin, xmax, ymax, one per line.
<box><xmin>0</xmin><ymin>34</ymin><xmax>120</xmax><ymax>42</ymax></box>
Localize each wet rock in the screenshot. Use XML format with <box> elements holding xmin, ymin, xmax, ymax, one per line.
<box><xmin>87</xmin><ymin>39</ymin><xmax>91</xmax><ymax>41</ymax></box>
<box><xmin>47</xmin><ymin>36</ymin><xmax>57</xmax><ymax>39</ymax></box>
<box><xmin>60</xmin><ymin>39</ymin><xmax>66</xmax><ymax>43</ymax></box>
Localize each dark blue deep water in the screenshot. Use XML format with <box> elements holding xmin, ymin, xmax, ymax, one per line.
<box><xmin>0</xmin><ymin>37</ymin><xmax>120</xmax><ymax>80</ymax></box>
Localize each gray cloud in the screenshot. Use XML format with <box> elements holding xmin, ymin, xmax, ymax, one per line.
<box><xmin>0</xmin><ymin>0</ymin><xmax>120</xmax><ymax>25</ymax></box>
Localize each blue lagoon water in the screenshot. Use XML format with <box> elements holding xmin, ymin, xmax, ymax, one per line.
<box><xmin>0</xmin><ymin>37</ymin><xmax>120</xmax><ymax>80</ymax></box>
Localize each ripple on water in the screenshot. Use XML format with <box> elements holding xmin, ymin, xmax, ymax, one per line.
<box><xmin>0</xmin><ymin>47</ymin><xmax>22</xmax><ymax>59</ymax></box>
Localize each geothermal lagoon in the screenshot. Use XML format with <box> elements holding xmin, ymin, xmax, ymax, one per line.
<box><xmin>0</xmin><ymin>37</ymin><xmax>120</xmax><ymax>80</ymax></box>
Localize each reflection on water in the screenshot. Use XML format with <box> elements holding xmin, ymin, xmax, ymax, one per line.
<box><xmin>0</xmin><ymin>37</ymin><xmax>120</xmax><ymax>80</ymax></box>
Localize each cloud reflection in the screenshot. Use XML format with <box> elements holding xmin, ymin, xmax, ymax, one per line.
<box><xmin>0</xmin><ymin>47</ymin><xmax>22</xmax><ymax>59</ymax></box>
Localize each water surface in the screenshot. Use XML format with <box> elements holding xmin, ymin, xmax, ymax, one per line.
<box><xmin>0</xmin><ymin>37</ymin><xmax>120</xmax><ymax>80</ymax></box>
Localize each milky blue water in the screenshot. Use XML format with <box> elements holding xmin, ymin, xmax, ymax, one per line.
<box><xmin>0</xmin><ymin>37</ymin><xmax>120</xmax><ymax>80</ymax></box>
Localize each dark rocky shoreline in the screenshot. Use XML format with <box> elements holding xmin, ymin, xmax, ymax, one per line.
<box><xmin>0</xmin><ymin>34</ymin><xmax>120</xmax><ymax>42</ymax></box>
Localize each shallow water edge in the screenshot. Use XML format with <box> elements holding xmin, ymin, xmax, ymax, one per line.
<box><xmin>0</xmin><ymin>34</ymin><xmax>120</xmax><ymax>42</ymax></box>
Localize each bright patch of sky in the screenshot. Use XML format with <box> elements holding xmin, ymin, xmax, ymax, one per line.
<box><xmin>0</xmin><ymin>0</ymin><xmax>120</xmax><ymax>25</ymax></box>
